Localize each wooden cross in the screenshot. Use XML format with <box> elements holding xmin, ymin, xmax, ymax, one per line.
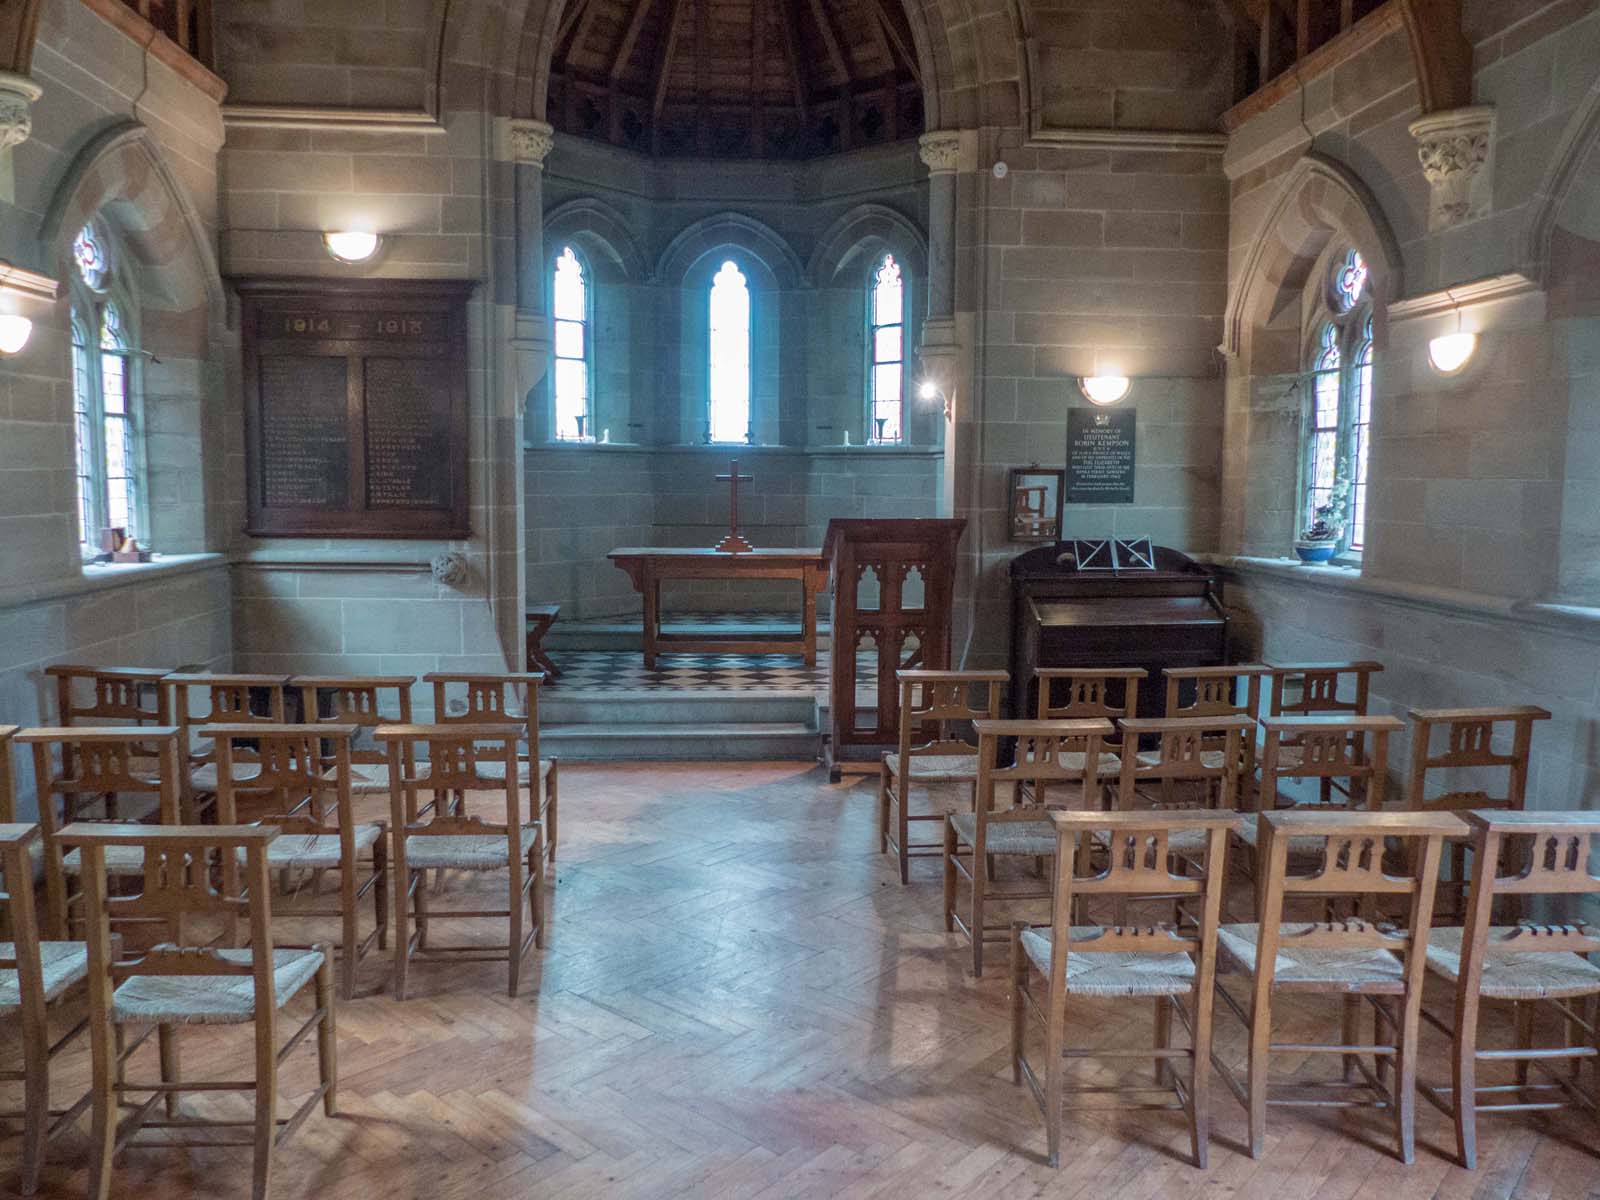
<box><xmin>714</xmin><ymin>459</ymin><xmax>754</xmax><ymax>553</ymax></box>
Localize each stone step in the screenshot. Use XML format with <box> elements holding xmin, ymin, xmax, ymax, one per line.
<box><xmin>542</xmin><ymin>721</ymin><xmax>820</xmax><ymax>762</ymax></box>
<box><xmin>546</xmin><ymin>617</ymin><xmax>833</xmax><ymax>653</ymax></box>
<box><xmin>543</xmin><ymin>691</ymin><xmax>818</xmax><ymax>727</ymax></box>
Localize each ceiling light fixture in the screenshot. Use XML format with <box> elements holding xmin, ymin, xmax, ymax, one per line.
<box><xmin>323</xmin><ymin>230</ymin><xmax>380</xmax><ymax>264</ymax></box>
<box><xmin>0</xmin><ymin>314</ymin><xmax>32</xmax><ymax>356</ymax></box>
<box><xmin>1079</xmin><ymin>375</ymin><xmax>1131</xmax><ymax>406</ymax></box>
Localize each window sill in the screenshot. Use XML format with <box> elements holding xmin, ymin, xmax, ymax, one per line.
<box><xmin>523</xmin><ymin>442</ymin><xmax>944</xmax><ymax>458</ymax></box>
<box><xmin>0</xmin><ymin>553</ymin><xmax>226</xmax><ymax>612</ymax></box>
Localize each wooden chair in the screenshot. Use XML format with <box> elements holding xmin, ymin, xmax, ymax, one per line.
<box><xmin>45</xmin><ymin>664</ymin><xmax>171</xmax><ymax>728</ymax></box>
<box><xmin>1031</xmin><ymin>668</ymin><xmax>1144</xmax><ymax>799</ymax></box>
<box><xmin>0</xmin><ymin>727</ymin><xmax>15</xmax><ymax>821</ymax></box>
<box><xmin>1404</xmin><ymin>706</ymin><xmax>1551</xmax><ymax>920</ymax></box>
<box><xmin>1235</xmin><ymin>714</ymin><xmax>1404</xmax><ymax>915</ymax></box>
<box><xmin>879</xmin><ymin>669</ymin><xmax>1006</xmax><ymax>884</ymax></box>
<box><xmin>62</xmin><ymin>823</ymin><xmax>336</xmax><ymax>1200</ymax></box>
<box><xmin>1265</xmin><ymin>661</ymin><xmax>1383</xmax><ymax>804</ymax></box>
<box><xmin>293</xmin><ymin>675</ymin><xmax>415</xmax><ymax>798</ymax></box>
<box><xmin>525</xmin><ymin>603</ymin><xmax>562</xmax><ymax>679</ymax></box>
<box><xmin>1009</xmin><ymin>809</ymin><xmax>1237</xmax><ymax>1168</ymax></box>
<box><xmin>1417</xmin><ymin>810</ymin><xmax>1600</xmax><ymax>1169</ymax></box>
<box><xmin>208</xmin><ymin>724</ymin><xmax>388</xmax><ymax>1001</ymax></box>
<box><xmin>1158</xmin><ymin>665</ymin><xmax>1269</xmax><ymax>798</ymax></box>
<box><xmin>164</xmin><ymin>673</ymin><xmax>291</xmax><ymax>823</ymax></box>
<box><xmin>17</xmin><ymin>728</ymin><xmax>183</xmax><ymax>939</ymax></box>
<box><xmin>1212</xmin><ymin>809</ymin><xmax>1455</xmax><ymax>1162</ymax></box>
<box><xmin>0</xmin><ymin>824</ymin><xmax>93</xmax><ymax>1195</ymax></box>
<box><xmin>425</xmin><ymin>672</ymin><xmax>558</xmax><ymax>865</ymax></box>
<box><xmin>943</xmin><ymin>718</ymin><xmax>1114</xmax><ymax>977</ymax></box>
<box><xmin>376</xmin><ymin>724</ymin><xmax>546</xmax><ymax>999</ymax></box>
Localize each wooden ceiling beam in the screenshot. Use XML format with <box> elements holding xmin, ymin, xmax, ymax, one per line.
<box><xmin>695</xmin><ymin>0</ymin><xmax>709</xmax><ymax>154</ymax></box>
<box><xmin>869</xmin><ymin>0</ymin><xmax>919</xmax><ymax>85</ymax></box>
<box><xmin>804</xmin><ymin>0</ymin><xmax>851</xmax><ymax>86</ymax></box>
<box><xmin>651</xmin><ymin>0</ymin><xmax>689</xmax><ymax>121</ymax></box>
<box><xmin>609</xmin><ymin>0</ymin><xmax>656</xmax><ymax>79</ymax></box>
<box><xmin>775</xmin><ymin>0</ymin><xmax>811</xmax><ymax>114</ymax></box>
<box><xmin>556</xmin><ymin>0</ymin><xmax>590</xmax><ymax>50</ymax></box>
<box><xmin>751</xmin><ymin>0</ymin><xmax>768</xmax><ymax>150</ymax></box>
<box><xmin>568</xmin><ymin>0</ymin><xmax>608</xmax><ymax>64</ymax></box>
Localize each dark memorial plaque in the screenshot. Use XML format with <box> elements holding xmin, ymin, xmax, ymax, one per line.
<box><xmin>1066</xmin><ymin>407</ymin><xmax>1136</xmax><ymax>504</ymax></box>
<box><xmin>237</xmin><ymin>278</ymin><xmax>474</xmax><ymax>537</ymax></box>
<box><xmin>259</xmin><ymin>357</ymin><xmax>348</xmax><ymax>508</ymax></box>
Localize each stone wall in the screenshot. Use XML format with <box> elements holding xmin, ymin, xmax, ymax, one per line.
<box><xmin>524</xmin><ymin>445</ymin><xmax>940</xmax><ymax>616</ymax></box>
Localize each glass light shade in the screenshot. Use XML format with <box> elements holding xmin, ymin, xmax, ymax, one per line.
<box><xmin>1079</xmin><ymin>375</ymin><xmax>1131</xmax><ymax>405</ymax></box>
<box><xmin>322</xmin><ymin>230</ymin><xmax>380</xmax><ymax>263</ymax></box>
<box><xmin>918</xmin><ymin>380</ymin><xmax>940</xmax><ymax>401</ymax></box>
<box><xmin>1427</xmin><ymin>331</ymin><xmax>1477</xmax><ymax>374</ymax></box>
<box><xmin>0</xmin><ymin>314</ymin><xmax>32</xmax><ymax>355</ymax></box>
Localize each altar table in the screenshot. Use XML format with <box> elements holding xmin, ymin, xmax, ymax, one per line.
<box><xmin>607</xmin><ymin>547</ymin><xmax>828</xmax><ymax>669</ymax></box>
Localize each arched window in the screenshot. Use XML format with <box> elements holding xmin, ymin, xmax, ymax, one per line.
<box><xmin>707</xmin><ymin>260</ymin><xmax>751</xmax><ymax>443</ymax></box>
<box><xmin>551</xmin><ymin>245</ymin><xmax>591</xmax><ymax>441</ymax></box>
<box><xmin>867</xmin><ymin>253</ymin><xmax>904</xmax><ymax>443</ymax></box>
<box><xmin>1300</xmin><ymin>248</ymin><xmax>1374</xmax><ymax>556</ymax></box>
<box><xmin>69</xmin><ymin>221</ymin><xmax>143</xmax><ymax>553</ymax></box>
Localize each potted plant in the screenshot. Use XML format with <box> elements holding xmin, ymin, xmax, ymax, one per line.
<box><xmin>1294</xmin><ymin>468</ymin><xmax>1350</xmax><ymax>564</ymax></box>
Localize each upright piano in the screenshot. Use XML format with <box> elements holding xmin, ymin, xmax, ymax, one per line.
<box><xmin>1008</xmin><ymin>543</ymin><xmax>1227</xmax><ymax>719</ymax></box>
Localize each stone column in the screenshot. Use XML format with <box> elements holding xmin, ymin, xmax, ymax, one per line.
<box><xmin>508</xmin><ymin>118</ymin><xmax>555</xmax><ymax>420</ymax></box>
<box><xmin>918</xmin><ymin>129</ymin><xmax>960</xmax><ymax>331</ymax></box>
<box><xmin>1409</xmin><ymin>106</ymin><xmax>1493</xmax><ymax>233</ymax></box>
<box><xmin>0</xmin><ymin>72</ymin><xmax>42</xmax><ymax>205</ymax></box>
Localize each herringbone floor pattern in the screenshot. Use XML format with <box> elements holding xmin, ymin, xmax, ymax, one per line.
<box><xmin>8</xmin><ymin>763</ymin><xmax>1600</xmax><ymax>1197</ymax></box>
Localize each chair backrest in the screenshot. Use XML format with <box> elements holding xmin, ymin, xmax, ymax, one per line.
<box><xmin>971</xmin><ymin>719</ymin><xmax>1114</xmax><ymax>839</ymax></box>
<box><xmin>1162</xmin><ymin>665</ymin><xmax>1268</xmax><ymax>721</ymax></box>
<box><xmin>423</xmin><ymin>672</ymin><xmax>541</xmax><ymax>762</ymax></box>
<box><xmin>1113</xmin><ymin>715</ymin><xmax>1254</xmax><ymax>812</ymax></box>
<box><xmin>1404</xmin><ymin>706</ymin><xmax>1550</xmax><ymax>814</ymax></box>
<box><xmin>1258</xmin><ymin>715</ymin><xmax>1403</xmax><ymax>811</ymax></box>
<box><xmin>60</xmin><ymin>823</ymin><xmax>284</xmax><ymax>1020</ymax></box>
<box><xmin>1451</xmin><ymin>811</ymin><xmax>1600</xmax><ymax>984</ymax></box>
<box><xmin>206</xmin><ymin>722</ymin><xmax>357</xmax><ymax>837</ymax></box>
<box><xmin>1252</xmin><ymin>809</ymin><xmax>1455</xmax><ymax>975</ymax></box>
<box><xmin>0</xmin><ymin>824</ymin><xmax>48</xmax><ymax>1027</ymax></box>
<box><xmin>375</xmin><ymin>723</ymin><xmax>530</xmax><ymax>845</ymax></box>
<box><xmin>894</xmin><ymin>669</ymin><xmax>1006</xmax><ymax>762</ymax></box>
<box><xmin>164</xmin><ymin>674</ymin><xmax>290</xmax><ymax>766</ymax></box>
<box><xmin>18</xmin><ymin>728</ymin><xmax>183</xmax><ymax>843</ymax></box>
<box><xmin>292</xmin><ymin>676</ymin><xmax>415</xmax><ymax>768</ymax></box>
<box><xmin>45</xmin><ymin>664</ymin><xmax>172</xmax><ymax>727</ymax></box>
<box><xmin>1266</xmin><ymin>661</ymin><xmax>1382</xmax><ymax>718</ymax></box>
<box><xmin>0</xmin><ymin>727</ymin><xmax>16</xmax><ymax>823</ymax></box>
<box><xmin>1044</xmin><ymin>809</ymin><xmax>1236</xmax><ymax>978</ymax></box>
<box><xmin>1034</xmin><ymin>669</ymin><xmax>1145</xmax><ymax>734</ymax></box>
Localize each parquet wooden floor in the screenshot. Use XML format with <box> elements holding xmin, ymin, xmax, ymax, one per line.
<box><xmin>7</xmin><ymin>762</ymin><xmax>1600</xmax><ymax>1198</ymax></box>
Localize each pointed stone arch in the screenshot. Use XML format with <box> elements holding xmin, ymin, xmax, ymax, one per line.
<box><xmin>807</xmin><ymin>203</ymin><xmax>928</xmax><ymax>287</ymax></box>
<box><xmin>543</xmin><ymin>197</ymin><xmax>651</xmax><ymax>282</ymax></box>
<box><xmin>656</xmin><ymin>212</ymin><xmax>805</xmax><ymax>290</ymax></box>
<box><xmin>1524</xmin><ymin>70</ymin><xmax>1600</xmax><ymax>289</ymax></box>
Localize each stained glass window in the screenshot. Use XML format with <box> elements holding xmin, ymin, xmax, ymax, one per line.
<box><xmin>1299</xmin><ymin>249</ymin><xmax>1375</xmax><ymax>558</ymax></box>
<box><xmin>551</xmin><ymin>246</ymin><xmax>590</xmax><ymax>440</ymax></box>
<box><xmin>68</xmin><ymin>223</ymin><xmax>143</xmax><ymax>554</ymax></box>
<box><xmin>868</xmin><ymin>254</ymin><xmax>904</xmax><ymax>443</ymax></box>
<box><xmin>73</xmin><ymin>223</ymin><xmax>107</xmax><ymax>290</ymax></box>
<box><xmin>708</xmin><ymin>261</ymin><xmax>751</xmax><ymax>444</ymax></box>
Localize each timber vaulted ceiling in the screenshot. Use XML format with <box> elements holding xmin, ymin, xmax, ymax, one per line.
<box><xmin>546</xmin><ymin>0</ymin><xmax>924</xmax><ymax>159</ymax></box>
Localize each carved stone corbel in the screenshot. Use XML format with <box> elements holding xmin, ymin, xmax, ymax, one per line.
<box><xmin>1409</xmin><ymin>106</ymin><xmax>1493</xmax><ymax>232</ymax></box>
<box><xmin>0</xmin><ymin>72</ymin><xmax>43</xmax><ymax>153</ymax></box>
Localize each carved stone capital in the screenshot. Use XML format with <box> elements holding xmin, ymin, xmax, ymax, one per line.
<box><xmin>431</xmin><ymin>551</ymin><xmax>469</xmax><ymax>588</ymax></box>
<box><xmin>1409</xmin><ymin>106</ymin><xmax>1493</xmax><ymax>232</ymax></box>
<box><xmin>0</xmin><ymin>73</ymin><xmax>43</xmax><ymax>154</ymax></box>
<box><xmin>508</xmin><ymin>119</ymin><xmax>556</xmax><ymax>167</ymax></box>
<box><xmin>918</xmin><ymin>130</ymin><xmax>961</xmax><ymax>175</ymax></box>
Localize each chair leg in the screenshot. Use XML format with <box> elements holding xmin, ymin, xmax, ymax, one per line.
<box><xmin>1246</xmin><ymin>996</ymin><xmax>1271</xmax><ymax>1158</ymax></box>
<box><xmin>970</xmin><ymin>845</ymin><xmax>987</xmax><ymax>978</ymax></box>
<box><xmin>942</xmin><ymin>818</ymin><xmax>956</xmax><ymax>933</ymax></box>
<box><xmin>530</xmin><ymin>837</ymin><xmax>545</xmax><ymax>950</ymax></box>
<box><xmin>546</xmin><ymin>765</ymin><xmax>558</xmax><ymax>865</ymax></box>
<box><xmin>341</xmin><ymin>863</ymin><xmax>359</xmax><ymax>1003</ymax></box>
<box><xmin>252</xmin><ymin>998</ymin><xmax>277</xmax><ymax>1200</ymax></box>
<box><xmin>1044</xmin><ymin>985</ymin><xmax>1064</xmax><ymax>1168</ymax></box>
<box><xmin>1009</xmin><ymin>925</ymin><xmax>1027</xmax><ymax>1085</ymax></box>
<box><xmin>415</xmin><ymin>866</ymin><xmax>431</xmax><ymax>949</ymax></box>
<box><xmin>373</xmin><ymin>836</ymin><xmax>389</xmax><ymax>953</ymax></box>
<box><xmin>1514</xmin><ymin>1000</ymin><xmax>1535</xmax><ymax>1099</ymax></box>
<box><xmin>897</xmin><ymin>785</ymin><xmax>911</xmax><ymax>886</ymax></box>
<box><xmin>316</xmin><ymin>949</ymin><xmax>338</xmax><ymax>1116</ymax></box>
<box><xmin>508</xmin><ymin>868</ymin><xmax>525</xmax><ymax>1000</ymax></box>
<box><xmin>1453</xmin><ymin>1007</ymin><xmax>1479</xmax><ymax>1169</ymax></box>
<box><xmin>20</xmin><ymin>1011</ymin><xmax>48</xmax><ymax>1196</ymax></box>
<box><xmin>878</xmin><ymin>765</ymin><xmax>890</xmax><ymax>855</ymax></box>
<box><xmin>86</xmin><ymin>1021</ymin><xmax>117</xmax><ymax>1200</ymax></box>
<box><xmin>1155</xmin><ymin>996</ymin><xmax>1173</xmax><ymax>1088</ymax></box>
<box><xmin>1391</xmin><ymin>996</ymin><xmax>1417</xmax><ymax>1165</ymax></box>
<box><xmin>1190</xmin><ymin>989</ymin><xmax>1216</xmax><ymax>1171</ymax></box>
<box><xmin>158</xmin><ymin>1024</ymin><xmax>181</xmax><ymax>1119</ymax></box>
<box><xmin>1341</xmin><ymin>994</ymin><xmax>1361</xmax><ymax>1082</ymax></box>
<box><xmin>392</xmin><ymin>867</ymin><xmax>410</xmax><ymax>1002</ymax></box>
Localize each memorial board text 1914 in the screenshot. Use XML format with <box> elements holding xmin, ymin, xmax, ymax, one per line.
<box><xmin>237</xmin><ymin>278</ymin><xmax>474</xmax><ymax>538</ymax></box>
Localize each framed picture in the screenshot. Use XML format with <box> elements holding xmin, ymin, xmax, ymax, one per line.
<box><xmin>1008</xmin><ymin>467</ymin><xmax>1064</xmax><ymax>542</ymax></box>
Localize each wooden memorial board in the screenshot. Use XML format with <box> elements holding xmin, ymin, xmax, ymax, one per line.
<box><xmin>237</xmin><ymin>278</ymin><xmax>474</xmax><ymax>538</ymax></box>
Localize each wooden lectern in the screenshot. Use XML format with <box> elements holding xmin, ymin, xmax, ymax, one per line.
<box><xmin>823</xmin><ymin>518</ymin><xmax>966</xmax><ymax>779</ymax></box>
